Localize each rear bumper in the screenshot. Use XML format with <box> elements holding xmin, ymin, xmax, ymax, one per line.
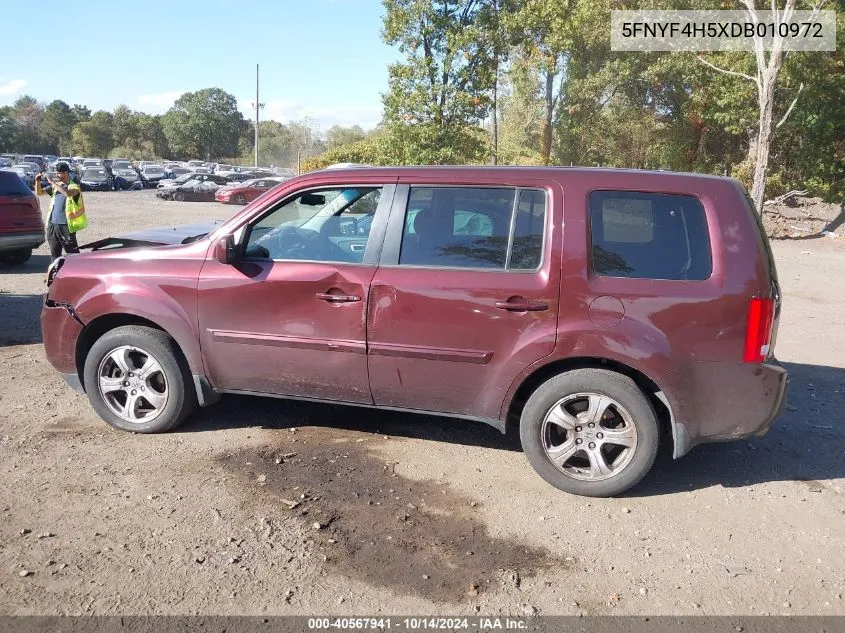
<box><xmin>663</xmin><ymin>360</ymin><xmax>788</xmax><ymax>458</ymax></box>
<box><xmin>0</xmin><ymin>231</ymin><xmax>45</xmax><ymax>251</ymax></box>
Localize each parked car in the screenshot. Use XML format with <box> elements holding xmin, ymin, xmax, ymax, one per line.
<box><xmin>21</xmin><ymin>155</ymin><xmax>46</xmax><ymax>170</ymax></box>
<box><xmin>79</xmin><ymin>167</ymin><xmax>113</xmax><ymax>191</ymax></box>
<box><xmin>111</xmin><ymin>161</ymin><xmax>141</xmax><ymax>190</ymax></box>
<box><xmin>156</xmin><ymin>179</ymin><xmax>222</xmax><ymax>202</ymax></box>
<box><xmin>215</xmin><ymin>178</ymin><xmax>285</xmax><ymax>205</ymax></box>
<box><xmin>82</xmin><ymin>159</ymin><xmax>105</xmax><ymax>169</ymax></box>
<box><xmin>164</xmin><ymin>166</ymin><xmax>190</xmax><ymax>179</ymax></box>
<box><xmin>10</xmin><ymin>164</ymin><xmax>36</xmax><ymax>188</ymax></box>
<box><xmin>157</xmin><ymin>172</ymin><xmax>228</xmax><ymax>189</ymax></box>
<box><xmin>0</xmin><ymin>158</ymin><xmax>13</xmax><ymax>169</ymax></box>
<box><xmin>0</xmin><ymin>170</ymin><xmax>44</xmax><ymax>265</ymax></box>
<box><xmin>41</xmin><ymin>167</ymin><xmax>786</xmax><ymax>497</ymax></box>
<box><xmin>140</xmin><ymin>165</ymin><xmax>166</xmax><ymax>188</ymax></box>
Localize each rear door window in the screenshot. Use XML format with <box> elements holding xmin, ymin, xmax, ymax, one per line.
<box><xmin>0</xmin><ymin>171</ymin><xmax>33</xmax><ymax>196</ymax></box>
<box><xmin>589</xmin><ymin>191</ymin><xmax>711</xmax><ymax>281</ymax></box>
<box><xmin>398</xmin><ymin>186</ymin><xmax>546</xmax><ymax>270</ymax></box>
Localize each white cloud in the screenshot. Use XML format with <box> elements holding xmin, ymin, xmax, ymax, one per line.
<box><xmin>0</xmin><ymin>78</ymin><xmax>26</xmax><ymax>97</ymax></box>
<box><xmin>240</xmin><ymin>98</ymin><xmax>382</xmax><ymax>131</ymax></box>
<box><xmin>137</xmin><ymin>91</ymin><xmax>184</xmax><ymax>113</ymax></box>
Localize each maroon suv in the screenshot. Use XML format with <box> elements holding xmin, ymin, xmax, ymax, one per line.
<box><xmin>42</xmin><ymin>167</ymin><xmax>786</xmax><ymax>496</ymax></box>
<box><xmin>0</xmin><ymin>170</ymin><xmax>45</xmax><ymax>265</ymax></box>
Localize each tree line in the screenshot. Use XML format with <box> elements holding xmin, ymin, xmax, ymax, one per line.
<box><xmin>0</xmin><ymin>88</ymin><xmax>363</xmax><ymax>168</ymax></box>
<box><xmin>305</xmin><ymin>0</ymin><xmax>844</xmax><ymax>207</ymax></box>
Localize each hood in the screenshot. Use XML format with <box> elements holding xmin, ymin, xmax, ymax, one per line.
<box><xmin>78</xmin><ymin>220</ymin><xmax>224</xmax><ymax>250</ymax></box>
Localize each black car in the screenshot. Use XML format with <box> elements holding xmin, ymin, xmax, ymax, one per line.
<box><xmin>79</xmin><ymin>167</ymin><xmax>113</xmax><ymax>191</ymax></box>
<box><xmin>156</xmin><ymin>178</ymin><xmax>222</xmax><ymax>202</ymax></box>
<box><xmin>156</xmin><ymin>172</ymin><xmax>229</xmax><ymax>189</ymax></box>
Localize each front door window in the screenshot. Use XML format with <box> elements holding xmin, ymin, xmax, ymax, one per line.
<box><xmin>244</xmin><ymin>187</ymin><xmax>381</xmax><ymax>263</ymax></box>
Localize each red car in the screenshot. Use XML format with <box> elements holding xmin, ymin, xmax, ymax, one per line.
<box><xmin>0</xmin><ymin>170</ymin><xmax>45</xmax><ymax>265</ymax></box>
<box><xmin>41</xmin><ymin>166</ymin><xmax>786</xmax><ymax>497</ymax></box>
<box><xmin>215</xmin><ymin>177</ymin><xmax>285</xmax><ymax>205</ymax></box>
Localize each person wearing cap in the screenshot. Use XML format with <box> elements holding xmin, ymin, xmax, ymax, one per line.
<box><xmin>35</xmin><ymin>162</ymin><xmax>87</xmax><ymax>260</ymax></box>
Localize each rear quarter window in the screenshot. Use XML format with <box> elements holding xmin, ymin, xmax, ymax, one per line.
<box><xmin>0</xmin><ymin>171</ymin><xmax>33</xmax><ymax>196</ymax></box>
<box><xmin>589</xmin><ymin>191</ymin><xmax>712</xmax><ymax>281</ymax></box>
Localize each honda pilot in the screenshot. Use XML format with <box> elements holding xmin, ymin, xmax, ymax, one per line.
<box><xmin>42</xmin><ymin>167</ymin><xmax>787</xmax><ymax>496</ymax></box>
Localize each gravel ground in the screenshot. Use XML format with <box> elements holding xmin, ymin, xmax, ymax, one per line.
<box><xmin>0</xmin><ymin>190</ymin><xmax>843</xmax><ymax>616</ymax></box>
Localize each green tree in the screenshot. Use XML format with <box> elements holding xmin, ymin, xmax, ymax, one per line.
<box><xmin>161</xmin><ymin>88</ymin><xmax>245</xmax><ymax>160</ymax></box>
<box><xmin>112</xmin><ymin>104</ymin><xmax>138</xmax><ymax>149</ymax></box>
<box><xmin>70</xmin><ymin>110</ymin><xmax>114</xmax><ymax>156</ymax></box>
<box><xmin>71</xmin><ymin>104</ymin><xmax>91</xmax><ymax>123</ymax></box>
<box><xmin>41</xmin><ymin>100</ymin><xmax>77</xmax><ymax>154</ymax></box>
<box><xmin>0</xmin><ymin>106</ymin><xmax>16</xmax><ymax>152</ymax></box>
<box><xmin>325</xmin><ymin>124</ymin><xmax>367</xmax><ymax>149</ymax></box>
<box><xmin>381</xmin><ymin>0</ymin><xmax>497</xmax><ymax>163</ymax></box>
<box><xmin>9</xmin><ymin>95</ymin><xmax>45</xmax><ymax>153</ymax></box>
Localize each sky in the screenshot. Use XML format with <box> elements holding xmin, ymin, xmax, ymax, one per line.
<box><xmin>0</xmin><ymin>0</ymin><xmax>401</xmax><ymax>132</ymax></box>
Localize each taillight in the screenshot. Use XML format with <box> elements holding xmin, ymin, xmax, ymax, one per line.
<box><xmin>743</xmin><ymin>297</ymin><xmax>775</xmax><ymax>363</ymax></box>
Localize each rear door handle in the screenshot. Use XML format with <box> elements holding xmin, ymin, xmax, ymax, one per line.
<box><xmin>317</xmin><ymin>292</ymin><xmax>361</xmax><ymax>303</ymax></box>
<box><xmin>495</xmin><ymin>300</ymin><xmax>549</xmax><ymax>312</ymax></box>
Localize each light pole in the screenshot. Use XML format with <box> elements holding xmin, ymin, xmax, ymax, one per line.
<box><xmin>251</xmin><ymin>64</ymin><xmax>264</xmax><ymax>168</ymax></box>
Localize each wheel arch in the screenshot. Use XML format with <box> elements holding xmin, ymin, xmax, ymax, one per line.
<box><xmin>504</xmin><ymin>356</ymin><xmax>676</xmax><ymax>447</ymax></box>
<box><xmin>74</xmin><ymin>312</ymin><xmax>217</xmax><ymax>406</ymax></box>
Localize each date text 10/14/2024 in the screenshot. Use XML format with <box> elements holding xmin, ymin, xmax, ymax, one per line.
<box><xmin>307</xmin><ymin>617</ymin><xmax>529</xmax><ymax>630</ymax></box>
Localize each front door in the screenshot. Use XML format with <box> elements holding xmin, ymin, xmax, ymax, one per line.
<box><xmin>367</xmin><ymin>182</ymin><xmax>561</xmax><ymax>421</ymax></box>
<box><xmin>198</xmin><ymin>183</ymin><xmax>392</xmax><ymax>403</ymax></box>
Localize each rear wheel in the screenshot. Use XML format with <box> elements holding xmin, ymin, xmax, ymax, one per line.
<box><xmin>173</xmin><ymin>191</ymin><xmax>185</xmax><ymax>202</ymax></box>
<box><xmin>83</xmin><ymin>326</ymin><xmax>197</xmax><ymax>433</ymax></box>
<box><xmin>0</xmin><ymin>248</ymin><xmax>33</xmax><ymax>265</ymax></box>
<box><xmin>519</xmin><ymin>368</ymin><xmax>659</xmax><ymax>497</ymax></box>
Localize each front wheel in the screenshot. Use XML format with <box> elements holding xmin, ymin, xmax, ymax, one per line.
<box><xmin>519</xmin><ymin>368</ymin><xmax>659</xmax><ymax>497</ymax></box>
<box><xmin>173</xmin><ymin>191</ymin><xmax>185</xmax><ymax>202</ymax></box>
<box><xmin>83</xmin><ymin>326</ymin><xmax>197</xmax><ymax>433</ymax></box>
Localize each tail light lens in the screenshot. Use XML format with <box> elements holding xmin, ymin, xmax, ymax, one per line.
<box><xmin>743</xmin><ymin>297</ymin><xmax>775</xmax><ymax>363</ymax></box>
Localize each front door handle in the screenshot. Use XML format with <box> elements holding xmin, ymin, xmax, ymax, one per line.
<box><xmin>495</xmin><ymin>300</ymin><xmax>549</xmax><ymax>312</ymax></box>
<box><xmin>317</xmin><ymin>292</ymin><xmax>361</xmax><ymax>303</ymax></box>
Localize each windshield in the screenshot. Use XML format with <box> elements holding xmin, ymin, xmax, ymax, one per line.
<box><xmin>84</xmin><ymin>168</ymin><xmax>107</xmax><ymax>179</ymax></box>
<box><xmin>144</xmin><ymin>167</ymin><xmax>164</xmax><ymax>175</ymax></box>
<box><xmin>113</xmin><ymin>161</ymin><xmax>132</xmax><ymax>169</ymax></box>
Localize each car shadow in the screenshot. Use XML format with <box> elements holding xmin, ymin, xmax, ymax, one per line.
<box><xmin>0</xmin><ymin>253</ymin><xmax>50</xmax><ymax>274</ymax></box>
<box><xmin>182</xmin><ymin>394</ymin><xmax>522</xmax><ymax>452</ymax></box>
<box><xmin>630</xmin><ymin>360</ymin><xmax>845</xmax><ymax>496</ymax></box>
<box><xmin>0</xmin><ymin>291</ymin><xmax>44</xmax><ymax>346</ymax></box>
<box><xmin>183</xmin><ymin>361</ymin><xmax>844</xmax><ymax>493</ymax></box>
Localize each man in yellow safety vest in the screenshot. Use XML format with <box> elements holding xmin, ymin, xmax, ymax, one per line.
<box><xmin>35</xmin><ymin>162</ymin><xmax>87</xmax><ymax>261</ymax></box>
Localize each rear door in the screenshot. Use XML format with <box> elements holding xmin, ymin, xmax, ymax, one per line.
<box><xmin>366</xmin><ymin>178</ymin><xmax>562</xmax><ymax>421</ymax></box>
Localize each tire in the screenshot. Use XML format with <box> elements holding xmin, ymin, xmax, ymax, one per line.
<box><xmin>173</xmin><ymin>191</ymin><xmax>185</xmax><ymax>202</ymax></box>
<box><xmin>519</xmin><ymin>368</ymin><xmax>659</xmax><ymax>497</ymax></box>
<box><xmin>0</xmin><ymin>248</ymin><xmax>33</xmax><ymax>266</ymax></box>
<box><xmin>234</xmin><ymin>194</ymin><xmax>246</xmax><ymax>205</ymax></box>
<box><xmin>83</xmin><ymin>326</ymin><xmax>197</xmax><ymax>433</ymax></box>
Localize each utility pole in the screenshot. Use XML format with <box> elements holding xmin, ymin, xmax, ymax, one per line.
<box><xmin>252</xmin><ymin>64</ymin><xmax>264</xmax><ymax>168</ymax></box>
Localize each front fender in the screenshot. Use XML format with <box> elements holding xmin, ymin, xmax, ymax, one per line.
<box><xmin>64</xmin><ymin>255</ymin><xmax>204</xmax><ymax>374</ymax></box>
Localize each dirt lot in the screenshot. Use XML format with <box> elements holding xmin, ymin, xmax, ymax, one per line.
<box><xmin>0</xmin><ymin>190</ymin><xmax>843</xmax><ymax>616</ymax></box>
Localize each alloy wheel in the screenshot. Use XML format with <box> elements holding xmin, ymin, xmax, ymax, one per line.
<box><xmin>541</xmin><ymin>392</ymin><xmax>638</xmax><ymax>481</ymax></box>
<box><xmin>97</xmin><ymin>345</ymin><xmax>169</xmax><ymax>423</ymax></box>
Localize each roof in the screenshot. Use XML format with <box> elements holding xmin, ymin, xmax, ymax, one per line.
<box><xmin>301</xmin><ymin>165</ymin><xmax>734</xmax><ymax>187</ymax></box>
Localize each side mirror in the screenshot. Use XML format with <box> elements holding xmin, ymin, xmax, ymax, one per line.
<box><xmin>213</xmin><ymin>234</ymin><xmax>237</xmax><ymax>265</ymax></box>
